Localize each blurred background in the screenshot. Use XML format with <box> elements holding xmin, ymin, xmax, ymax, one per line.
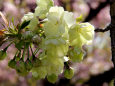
<box><xmin>0</xmin><ymin>0</ymin><xmax>113</xmax><ymax>86</ymax></box>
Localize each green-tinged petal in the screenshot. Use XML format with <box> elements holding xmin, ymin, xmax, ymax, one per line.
<box><xmin>31</xmin><ymin>66</ymin><xmax>47</xmax><ymax>79</ymax></box>
<box><xmin>28</xmin><ymin>16</ymin><xmax>39</xmax><ymax>30</ymax></box>
<box><xmin>44</xmin><ymin>21</ymin><xmax>59</xmax><ymax>37</ymax></box>
<box><xmin>49</xmin><ymin>6</ymin><xmax>64</xmax><ymax>19</ymax></box>
<box><xmin>80</xmin><ymin>23</ymin><xmax>94</xmax><ymax>32</ymax></box>
<box><xmin>35</xmin><ymin>7</ymin><xmax>47</xmax><ymax>19</ymax></box>
<box><xmin>63</xmin><ymin>11</ymin><xmax>76</xmax><ymax>28</ymax></box>
<box><xmin>68</xmin><ymin>47</ymin><xmax>84</xmax><ymax>62</ymax></box>
<box><xmin>35</xmin><ymin>0</ymin><xmax>54</xmax><ymax>19</ymax></box>
<box><xmin>69</xmin><ymin>23</ymin><xmax>94</xmax><ymax>46</ymax></box>
<box><xmin>42</xmin><ymin>57</ymin><xmax>64</xmax><ymax>75</ymax></box>
<box><xmin>21</xmin><ymin>12</ymin><xmax>34</xmax><ymax>22</ymax></box>
<box><xmin>36</xmin><ymin>0</ymin><xmax>54</xmax><ymax>7</ymax></box>
<box><xmin>79</xmin><ymin>23</ymin><xmax>94</xmax><ymax>44</ymax></box>
<box><xmin>63</xmin><ymin>56</ymin><xmax>69</xmax><ymax>62</ymax></box>
<box><xmin>45</xmin><ymin>43</ymin><xmax>68</xmax><ymax>57</ymax></box>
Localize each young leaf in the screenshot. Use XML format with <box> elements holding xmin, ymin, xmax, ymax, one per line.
<box><xmin>20</xmin><ymin>20</ymin><xmax>30</xmax><ymax>29</ymax></box>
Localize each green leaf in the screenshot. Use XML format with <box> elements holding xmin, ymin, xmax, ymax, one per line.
<box><xmin>20</xmin><ymin>20</ymin><xmax>30</xmax><ymax>29</ymax></box>
<box><xmin>15</xmin><ymin>41</ymin><xmax>24</xmax><ymax>50</ymax></box>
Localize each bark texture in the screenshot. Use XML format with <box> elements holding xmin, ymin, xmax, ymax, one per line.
<box><xmin>110</xmin><ymin>0</ymin><xmax>115</xmax><ymax>85</ymax></box>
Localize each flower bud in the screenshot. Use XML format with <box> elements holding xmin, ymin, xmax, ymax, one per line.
<box><xmin>47</xmin><ymin>74</ymin><xmax>58</xmax><ymax>83</ymax></box>
<box><xmin>25</xmin><ymin>59</ymin><xmax>33</xmax><ymax>71</ymax></box>
<box><xmin>8</xmin><ymin>59</ymin><xmax>16</xmax><ymax>69</ymax></box>
<box><xmin>0</xmin><ymin>49</ymin><xmax>7</xmax><ymax>60</ymax></box>
<box><xmin>64</xmin><ymin>67</ymin><xmax>74</xmax><ymax>79</ymax></box>
<box><xmin>16</xmin><ymin>59</ymin><xmax>28</xmax><ymax>76</ymax></box>
<box><xmin>32</xmin><ymin>58</ymin><xmax>42</xmax><ymax>67</ymax></box>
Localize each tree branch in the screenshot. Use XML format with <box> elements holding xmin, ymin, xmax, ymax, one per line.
<box><xmin>84</xmin><ymin>0</ymin><xmax>109</xmax><ymax>22</ymax></box>
<box><xmin>107</xmin><ymin>0</ymin><xmax>115</xmax><ymax>85</ymax></box>
<box><xmin>95</xmin><ymin>25</ymin><xmax>110</xmax><ymax>32</ymax></box>
<box><xmin>84</xmin><ymin>68</ymin><xmax>115</xmax><ymax>86</ymax></box>
<box><xmin>92</xmin><ymin>1</ymin><xmax>115</xmax><ymax>85</ymax></box>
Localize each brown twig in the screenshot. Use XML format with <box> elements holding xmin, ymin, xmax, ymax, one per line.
<box><xmin>94</xmin><ymin>24</ymin><xmax>112</xmax><ymax>32</ymax></box>
<box><xmin>84</xmin><ymin>0</ymin><xmax>109</xmax><ymax>22</ymax></box>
